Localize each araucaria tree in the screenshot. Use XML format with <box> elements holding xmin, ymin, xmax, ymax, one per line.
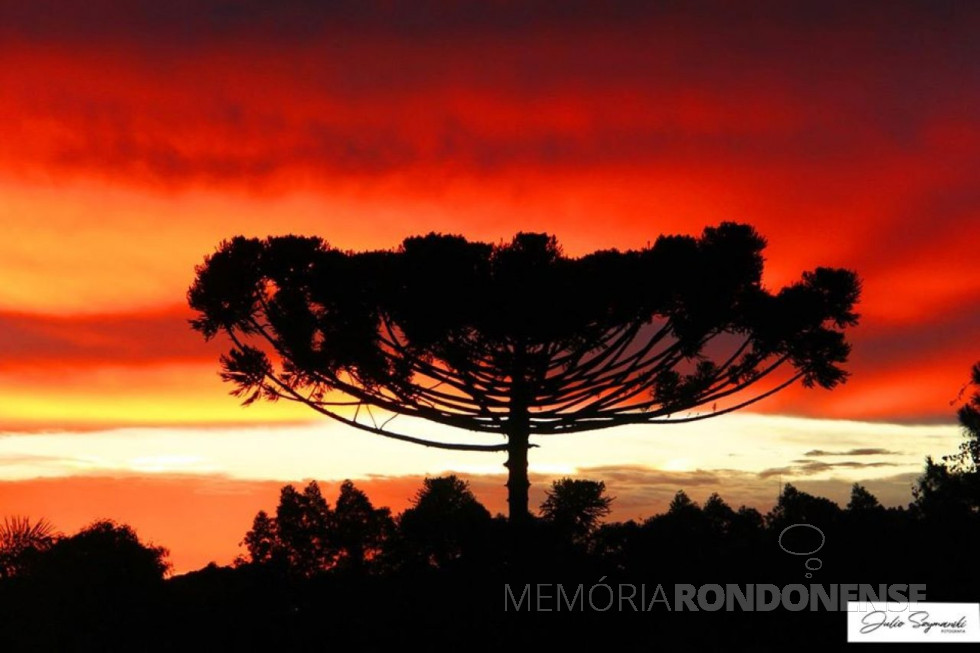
<box><xmin>188</xmin><ymin>223</ymin><xmax>860</xmax><ymax>525</ymax></box>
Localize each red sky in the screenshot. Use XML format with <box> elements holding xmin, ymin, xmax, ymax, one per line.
<box><xmin>1</xmin><ymin>1</ymin><xmax>978</xmax><ymax>572</ymax></box>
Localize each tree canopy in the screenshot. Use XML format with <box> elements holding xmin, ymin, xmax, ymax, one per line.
<box><xmin>539</xmin><ymin>478</ymin><xmax>614</xmax><ymax>540</ymax></box>
<box><xmin>25</xmin><ymin>519</ymin><xmax>170</xmax><ymax>587</ymax></box>
<box><xmin>397</xmin><ymin>475</ymin><xmax>493</xmax><ymax>569</ymax></box>
<box><xmin>0</xmin><ymin>517</ymin><xmax>56</xmax><ymax>579</ymax></box>
<box><xmin>241</xmin><ymin>479</ymin><xmax>394</xmax><ymax>576</ymax></box>
<box><xmin>188</xmin><ymin>222</ymin><xmax>860</xmax><ymax>522</ymax></box>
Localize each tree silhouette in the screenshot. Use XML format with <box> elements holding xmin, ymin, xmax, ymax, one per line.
<box><xmin>331</xmin><ymin>480</ymin><xmax>394</xmax><ymax>573</ymax></box>
<box><xmin>241</xmin><ymin>481</ymin><xmax>336</xmax><ymax>577</ymax></box>
<box><xmin>27</xmin><ymin>519</ymin><xmax>170</xmax><ymax>586</ymax></box>
<box><xmin>667</xmin><ymin>489</ymin><xmax>701</xmax><ymax>517</ymax></box>
<box><xmin>912</xmin><ymin>362</ymin><xmax>980</xmax><ymax>517</ymax></box>
<box><xmin>397</xmin><ymin>475</ymin><xmax>492</xmax><ymax>568</ymax></box>
<box><xmin>539</xmin><ymin>478</ymin><xmax>614</xmax><ymax>541</ymax></box>
<box><xmin>948</xmin><ymin>361</ymin><xmax>980</xmax><ymax>475</ymax></box>
<box><xmin>241</xmin><ymin>510</ymin><xmax>280</xmax><ymax>567</ymax></box>
<box><xmin>188</xmin><ymin>222</ymin><xmax>860</xmax><ymax>526</ymax></box>
<box><xmin>241</xmin><ymin>479</ymin><xmax>393</xmax><ymax>575</ymax></box>
<box><xmin>277</xmin><ymin>481</ymin><xmax>335</xmax><ymax>576</ymax></box>
<box><xmin>847</xmin><ymin>483</ymin><xmax>883</xmax><ymax>513</ymax></box>
<box><xmin>0</xmin><ymin>516</ymin><xmax>57</xmax><ymax>578</ymax></box>
<box><xmin>766</xmin><ymin>483</ymin><xmax>842</xmax><ymax>529</ymax></box>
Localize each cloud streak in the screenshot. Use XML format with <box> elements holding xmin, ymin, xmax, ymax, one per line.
<box><xmin>0</xmin><ymin>307</ymin><xmax>213</xmax><ymax>368</ymax></box>
<box><xmin>760</xmin><ymin>461</ymin><xmax>898</xmax><ymax>479</ymax></box>
<box><xmin>803</xmin><ymin>448</ymin><xmax>901</xmax><ymax>457</ymax></box>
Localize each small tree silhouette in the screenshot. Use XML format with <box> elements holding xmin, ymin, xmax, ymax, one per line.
<box><xmin>539</xmin><ymin>478</ymin><xmax>613</xmax><ymax>541</ymax></box>
<box><xmin>847</xmin><ymin>483</ymin><xmax>883</xmax><ymax>513</ymax></box>
<box><xmin>188</xmin><ymin>222</ymin><xmax>860</xmax><ymax>530</ymax></box>
<box><xmin>766</xmin><ymin>483</ymin><xmax>842</xmax><ymax>528</ymax></box>
<box><xmin>397</xmin><ymin>475</ymin><xmax>492</xmax><ymax>568</ymax></box>
<box><xmin>0</xmin><ymin>516</ymin><xmax>57</xmax><ymax>578</ymax></box>
<box><xmin>331</xmin><ymin>480</ymin><xmax>394</xmax><ymax>572</ymax></box>
<box><xmin>241</xmin><ymin>479</ymin><xmax>393</xmax><ymax>575</ymax></box>
<box><xmin>241</xmin><ymin>510</ymin><xmax>279</xmax><ymax>567</ymax></box>
<box><xmin>948</xmin><ymin>361</ymin><xmax>980</xmax><ymax>474</ymax></box>
<box><xmin>241</xmin><ymin>480</ymin><xmax>334</xmax><ymax>576</ymax></box>
<box><xmin>28</xmin><ymin>519</ymin><xmax>170</xmax><ymax>585</ymax></box>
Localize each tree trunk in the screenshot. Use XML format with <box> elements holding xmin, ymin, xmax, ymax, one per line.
<box><xmin>504</xmin><ymin>408</ymin><xmax>531</xmax><ymax>526</ymax></box>
<box><xmin>506</xmin><ymin>345</ymin><xmax>532</xmax><ymax>567</ymax></box>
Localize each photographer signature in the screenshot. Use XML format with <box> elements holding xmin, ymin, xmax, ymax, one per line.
<box><xmin>860</xmin><ymin>611</ymin><xmax>967</xmax><ymax>635</ymax></box>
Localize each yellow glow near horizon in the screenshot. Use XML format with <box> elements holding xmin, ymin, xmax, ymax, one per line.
<box><xmin>0</xmin><ymin>414</ymin><xmax>961</xmax><ymax>485</ymax></box>
<box><xmin>0</xmin><ymin>362</ymin><xmax>321</xmax><ymax>428</ymax></box>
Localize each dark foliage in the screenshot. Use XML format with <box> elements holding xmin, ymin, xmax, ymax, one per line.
<box><xmin>240</xmin><ymin>479</ymin><xmax>394</xmax><ymax>577</ymax></box>
<box><xmin>0</xmin><ymin>520</ymin><xmax>169</xmax><ymax>651</ymax></box>
<box><xmin>539</xmin><ymin>478</ymin><xmax>614</xmax><ymax>542</ymax></box>
<box><xmin>911</xmin><ymin>362</ymin><xmax>980</xmax><ymax>518</ymax></box>
<box><xmin>396</xmin><ymin>475</ymin><xmax>496</xmax><ymax>571</ymax></box>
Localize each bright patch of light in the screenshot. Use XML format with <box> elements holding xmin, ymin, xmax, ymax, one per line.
<box><xmin>128</xmin><ymin>454</ymin><xmax>216</xmax><ymax>474</ymax></box>
<box><xmin>661</xmin><ymin>458</ymin><xmax>691</xmax><ymax>472</ymax></box>
<box><xmin>0</xmin><ymin>413</ymin><xmax>962</xmax><ymax>484</ymax></box>
<box><xmin>528</xmin><ymin>463</ymin><xmax>578</xmax><ymax>476</ymax></box>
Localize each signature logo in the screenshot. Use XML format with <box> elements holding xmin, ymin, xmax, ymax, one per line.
<box><xmin>848</xmin><ymin>603</ymin><xmax>980</xmax><ymax>643</ymax></box>
<box><xmin>861</xmin><ymin>610</ymin><xmax>968</xmax><ymax>635</ymax></box>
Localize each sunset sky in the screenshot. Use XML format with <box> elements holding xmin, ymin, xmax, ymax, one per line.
<box><xmin>1</xmin><ymin>1</ymin><xmax>978</xmax><ymax>573</ymax></box>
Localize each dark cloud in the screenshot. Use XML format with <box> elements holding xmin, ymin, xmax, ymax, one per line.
<box><xmin>803</xmin><ymin>448</ymin><xmax>901</xmax><ymax>457</ymax></box>
<box><xmin>2</xmin><ymin>1</ymin><xmax>977</xmax><ymax>51</ymax></box>
<box><xmin>2</xmin><ymin>1</ymin><xmax>978</xmax><ymax>187</ymax></box>
<box><xmin>759</xmin><ymin>461</ymin><xmax>898</xmax><ymax>479</ymax></box>
<box><xmin>0</xmin><ymin>307</ymin><xmax>218</xmax><ymax>369</ymax></box>
<box><xmin>572</xmin><ymin>464</ymin><xmax>723</xmax><ymax>487</ymax></box>
<box><xmin>850</xmin><ymin>307</ymin><xmax>980</xmax><ymax>371</ymax></box>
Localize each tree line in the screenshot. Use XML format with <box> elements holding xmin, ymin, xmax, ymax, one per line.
<box><xmin>0</xmin><ymin>362</ymin><xmax>976</xmax><ymax>584</ymax></box>
<box><xmin>0</xmin><ymin>428</ymin><xmax>977</xmax><ymax>651</ymax></box>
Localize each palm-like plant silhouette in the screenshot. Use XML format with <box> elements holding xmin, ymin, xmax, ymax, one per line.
<box><xmin>0</xmin><ymin>516</ymin><xmax>57</xmax><ymax>577</ymax></box>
